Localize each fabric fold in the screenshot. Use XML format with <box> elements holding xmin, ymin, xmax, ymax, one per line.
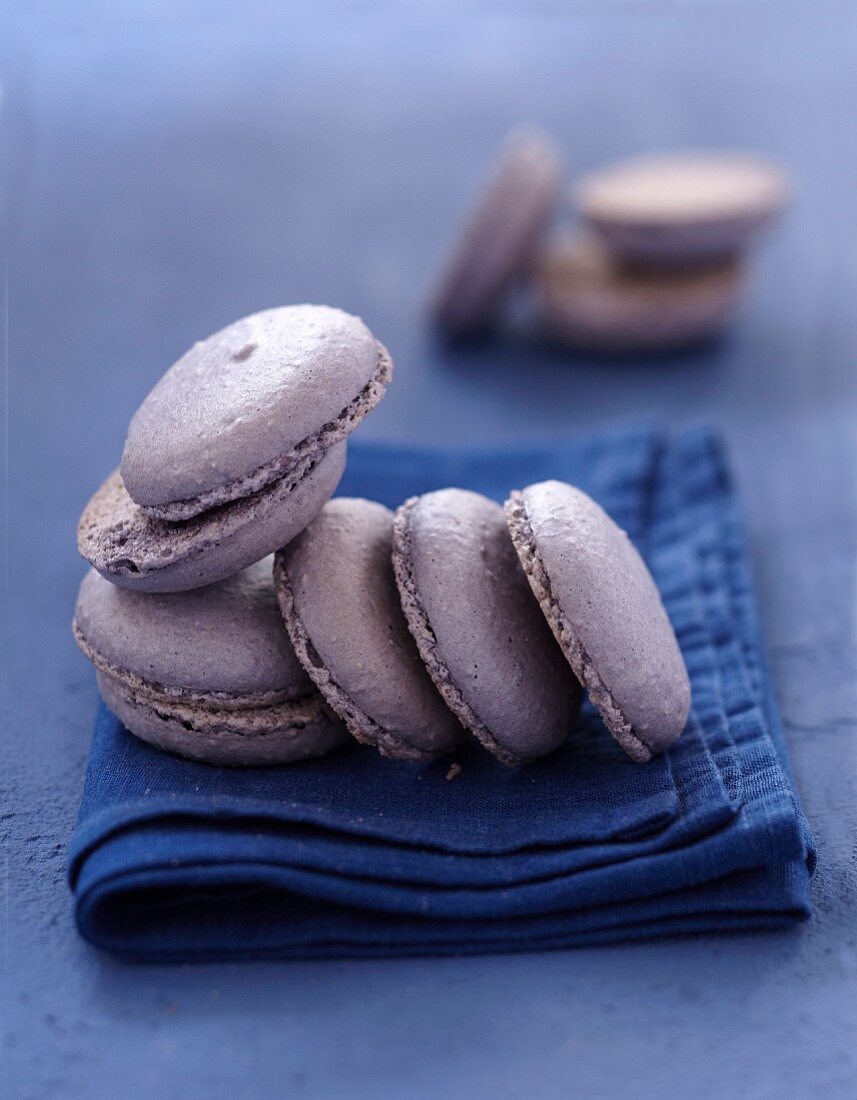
<box><xmin>67</xmin><ymin>426</ymin><xmax>815</xmax><ymax>961</ymax></box>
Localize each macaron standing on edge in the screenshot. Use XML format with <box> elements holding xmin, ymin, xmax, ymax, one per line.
<box><xmin>274</xmin><ymin>498</ymin><xmax>463</xmax><ymax>763</ymax></box>
<box><xmin>392</xmin><ymin>488</ymin><xmax>582</xmax><ymax>765</ymax></box>
<box><xmin>77</xmin><ymin>305</ymin><xmax>392</xmax><ymax>592</ymax></box>
<box><xmin>431</xmin><ymin>127</ymin><xmax>562</xmax><ymax>338</ymax></box>
<box><xmin>504</xmin><ymin>481</ymin><xmax>691</xmax><ymax>762</ymax></box>
<box><xmin>73</xmin><ymin>558</ymin><xmax>349</xmax><ymax>765</ymax></box>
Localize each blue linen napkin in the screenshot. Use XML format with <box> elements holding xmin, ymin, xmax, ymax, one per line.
<box><xmin>67</xmin><ymin>426</ymin><xmax>815</xmax><ymax>961</ymax></box>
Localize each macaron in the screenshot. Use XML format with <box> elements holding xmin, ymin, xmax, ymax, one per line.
<box><xmin>122</xmin><ymin>304</ymin><xmax>391</xmax><ymax>519</ymax></box>
<box><xmin>536</xmin><ymin>234</ymin><xmax>744</xmax><ymax>353</ymax></box>
<box><xmin>392</xmin><ymin>488</ymin><xmax>582</xmax><ymax>765</ymax></box>
<box><xmin>274</xmin><ymin>498</ymin><xmax>462</xmax><ymax>762</ymax></box>
<box><xmin>504</xmin><ymin>482</ymin><xmax>691</xmax><ymax>762</ymax></box>
<box><xmin>574</xmin><ymin>152</ymin><xmax>787</xmax><ymax>267</ymax></box>
<box><xmin>77</xmin><ymin>441</ymin><xmax>346</xmax><ymax>594</ymax></box>
<box><xmin>431</xmin><ymin>128</ymin><xmax>562</xmax><ymax>338</ymax></box>
<box><xmin>73</xmin><ymin>558</ymin><xmax>349</xmax><ymax>765</ymax></box>
<box><xmin>78</xmin><ymin>303</ymin><xmax>391</xmax><ymax>592</ymax></box>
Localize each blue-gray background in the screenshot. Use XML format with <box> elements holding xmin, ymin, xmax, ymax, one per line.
<box><xmin>2</xmin><ymin>3</ymin><xmax>856</xmax><ymax>1098</ymax></box>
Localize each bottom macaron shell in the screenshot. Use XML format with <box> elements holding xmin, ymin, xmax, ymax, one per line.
<box><xmin>77</xmin><ymin>442</ymin><xmax>347</xmax><ymax>593</ymax></box>
<box><xmin>535</xmin><ymin>235</ymin><xmax>744</xmax><ymax>354</ymax></box>
<box><xmin>504</xmin><ymin>485</ymin><xmax>691</xmax><ymax>762</ymax></box>
<box><xmin>97</xmin><ymin>671</ymin><xmax>349</xmax><ymax>766</ymax></box>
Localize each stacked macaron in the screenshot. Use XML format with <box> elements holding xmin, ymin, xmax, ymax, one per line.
<box><xmin>74</xmin><ymin>302</ymin><xmax>691</xmax><ymax>769</ymax></box>
<box><xmin>431</xmin><ymin>132</ymin><xmax>786</xmax><ymax>352</ymax></box>
<box><xmin>74</xmin><ymin>304</ymin><xmax>392</xmax><ymax>764</ymax></box>
<box><xmin>78</xmin><ymin>305</ymin><xmax>390</xmax><ymax>593</ymax></box>
<box><xmin>73</xmin><ymin>560</ymin><xmax>349</xmax><ymax>765</ymax></box>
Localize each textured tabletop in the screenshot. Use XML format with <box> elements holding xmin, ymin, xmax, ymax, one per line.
<box><xmin>2</xmin><ymin>4</ymin><xmax>856</xmax><ymax>1098</ymax></box>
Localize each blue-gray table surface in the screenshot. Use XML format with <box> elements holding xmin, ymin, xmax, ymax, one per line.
<box><xmin>2</xmin><ymin>4</ymin><xmax>856</xmax><ymax>1098</ymax></box>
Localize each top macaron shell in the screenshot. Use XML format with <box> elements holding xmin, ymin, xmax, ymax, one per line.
<box><xmin>275</xmin><ymin>498</ymin><xmax>462</xmax><ymax>761</ymax></box>
<box><xmin>575</xmin><ymin>153</ymin><xmax>787</xmax><ymax>265</ymax></box>
<box><xmin>74</xmin><ymin>556</ymin><xmax>310</xmax><ymax>698</ymax></box>
<box><xmin>121</xmin><ymin>305</ymin><xmax>388</xmax><ymax>517</ymax></box>
<box><xmin>393</xmin><ymin>488</ymin><xmax>581</xmax><ymax>764</ymax></box>
<box><xmin>506</xmin><ymin>481</ymin><xmax>691</xmax><ymax>760</ymax></box>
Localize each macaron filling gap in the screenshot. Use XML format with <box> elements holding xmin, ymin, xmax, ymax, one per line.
<box><xmin>96</xmin><ymin>671</ymin><xmax>333</xmax><ymax>738</ymax></box>
<box><xmin>391</xmin><ymin>498</ymin><xmax>526</xmax><ymax>767</ymax></box>
<box><xmin>138</xmin><ymin>344</ymin><xmax>393</xmax><ymax>522</ymax></box>
<box><xmin>273</xmin><ymin>554</ymin><xmax>439</xmax><ymax>764</ymax></box>
<box><xmin>504</xmin><ymin>491</ymin><xmax>655</xmax><ymax>763</ymax></box>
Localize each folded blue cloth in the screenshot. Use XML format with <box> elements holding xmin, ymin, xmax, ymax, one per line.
<box><xmin>67</xmin><ymin>426</ymin><xmax>815</xmax><ymax>961</ymax></box>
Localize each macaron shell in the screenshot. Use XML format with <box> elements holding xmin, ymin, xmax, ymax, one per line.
<box><xmin>393</xmin><ymin>489</ymin><xmax>581</xmax><ymax>764</ymax></box>
<box><xmin>74</xmin><ymin>559</ymin><xmax>310</xmax><ymax>697</ymax></box>
<box><xmin>575</xmin><ymin>153</ymin><xmax>787</xmax><ymax>266</ymax></box>
<box><xmin>576</xmin><ymin>153</ymin><xmax>787</xmax><ymax>222</ymax></box>
<box><xmin>78</xmin><ymin>441</ymin><xmax>346</xmax><ymax>593</ymax></box>
<box><xmin>536</xmin><ymin>234</ymin><xmax>744</xmax><ymax>352</ymax></box>
<box><xmin>275</xmin><ymin>498</ymin><xmax>462</xmax><ymax>761</ymax></box>
<box><xmin>121</xmin><ymin>305</ymin><xmax>386</xmax><ymax>512</ymax></box>
<box><xmin>97</xmin><ymin>671</ymin><xmax>349</xmax><ymax>766</ymax></box>
<box><xmin>432</xmin><ymin>129</ymin><xmax>562</xmax><ymax>336</ymax></box>
<box><xmin>505</xmin><ymin>481</ymin><xmax>691</xmax><ymax>760</ymax></box>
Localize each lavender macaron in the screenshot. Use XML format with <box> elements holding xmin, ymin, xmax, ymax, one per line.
<box><xmin>505</xmin><ymin>482</ymin><xmax>691</xmax><ymax>762</ymax></box>
<box><xmin>274</xmin><ymin>499</ymin><xmax>462</xmax><ymax>762</ymax></box>
<box><xmin>78</xmin><ymin>443</ymin><xmax>346</xmax><ymax>595</ymax></box>
<box><xmin>431</xmin><ymin>128</ymin><xmax>562</xmax><ymax>338</ymax></box>
<box><xmin>575</xmin><ymin>152</ymin><xmax>787</xmax><ymax>267</ymax></box>
<box><xmin>392</xmin><ymin>489</ymin><xmax>582</xmax><ymax>765</ymax></box>
<box><xmin>78</xmin><ymin>305</ymin><xmax>391</xmax><ymax>592</ymax></box>
<box><xmin>73</xmin><ymin>558</ymin><xmax>349</xmax><ymax>765</ymax></box>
